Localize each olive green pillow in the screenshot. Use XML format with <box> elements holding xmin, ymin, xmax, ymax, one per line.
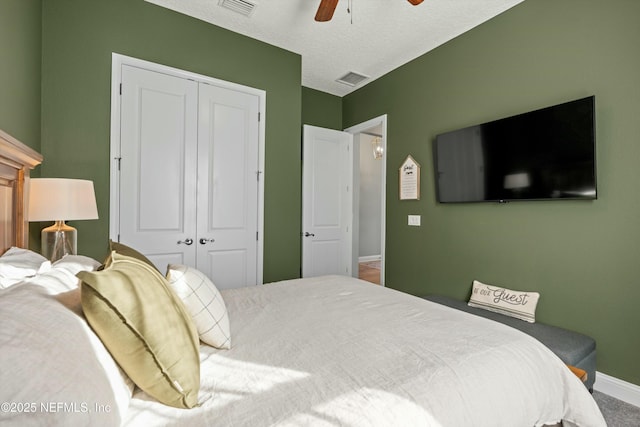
<box><xmin>108</xmin><ymin>240</ymin><xmax>160</xmax><ymax>273</ymax></box>
<box><xmin>78</xmin><ymin>252</ymin><xmax>200</xmax><ymax>409</ymax></box>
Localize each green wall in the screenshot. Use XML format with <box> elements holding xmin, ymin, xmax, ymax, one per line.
<box><xmin>0</xmin><ymin>0</ymin><xmax>41</xmax><ymax>149</ymax></box>
<box><xmin>343</xmin><ymin>0</ymin><xmax>640</xmax><ymax>385</ymax></box>
<box><xmin>40</xmin><ymin>0</ymin><xmax>302</xmax><ymax>282</ymax></box>
<box><xmin>302</xmin><ymin>86</ymin><xmax>342</xmax><ymax>130</ymax></box>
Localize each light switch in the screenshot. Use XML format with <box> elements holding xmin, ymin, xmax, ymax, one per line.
<box><xmin>408</xmin><ymin>215</ymin><xmax>421</xmax><ymax>226</ymax></box>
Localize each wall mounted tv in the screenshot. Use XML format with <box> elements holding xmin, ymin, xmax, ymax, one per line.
<box><xmin>433</xmin><ymin>96</ymin><xmax>596</xmax><ymax>203</ymax></box>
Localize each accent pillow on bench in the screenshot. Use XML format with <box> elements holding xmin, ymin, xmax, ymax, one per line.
<box><xmin>468</xmin><ymin>280</ymin><xmax>540</xmax><ymax>323</ymax></box>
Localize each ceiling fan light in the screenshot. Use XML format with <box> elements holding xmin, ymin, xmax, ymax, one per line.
<box><xmin>407</xmin><ymin>0</ymin><xmax>424</xmax><ymax>5</ymax></box>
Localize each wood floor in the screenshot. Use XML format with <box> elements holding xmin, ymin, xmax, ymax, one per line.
<box><xmin>358</xmin><ymin>261</ymin><xmax>381</xmax><ymax>285</ymax></box>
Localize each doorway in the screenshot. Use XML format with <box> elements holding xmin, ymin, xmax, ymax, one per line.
<box><xmin>300</xmin><ymin>116</ymin><xmax>387</xmax><ymax>285</ymax></box>
<box><xmin>347</xmin><ymin>115</ymin><xmax>387</xmax><ymax>286</ymax></box>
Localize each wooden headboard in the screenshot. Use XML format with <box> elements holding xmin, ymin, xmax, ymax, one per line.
<box><xmin>0</xmin><ymin>129</ymin><xmax>43</xmax><ymax>254</ymax></box>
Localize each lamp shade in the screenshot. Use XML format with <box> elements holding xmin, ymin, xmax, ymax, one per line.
<box><xmin>28</xmin><ymin>178</ymin><xmax>99</xmax><ymax>221</ymax></box>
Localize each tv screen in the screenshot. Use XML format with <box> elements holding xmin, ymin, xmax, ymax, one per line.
<box><xmin>433</xmin><ymin>96</ymin><xmax>596</xmax><ymax>203</ymax></box>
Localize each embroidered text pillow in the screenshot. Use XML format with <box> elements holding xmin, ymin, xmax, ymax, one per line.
<box><xmin>468</xmin><ymin>280</ymin><xmax>539</xmax><ymax>323</ymax></box>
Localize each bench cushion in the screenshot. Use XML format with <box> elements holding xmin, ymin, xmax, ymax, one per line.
<box><xmin>423</xmin><ymin>295</ymin><xmax>596</xmax><ymax>390</ymax></box>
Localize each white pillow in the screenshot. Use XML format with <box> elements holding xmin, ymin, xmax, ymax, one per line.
<box><xmin>0</xmin><ymin>284</ymin><xmax>132</xmax><ymax>425</ymax></box>
<box><xmin>22</xmin><ymin>254</ymin><xmax>101</xmax><ymax>295</ymax></box>
<box><xmin>52</xmin><ymin>254</ymin><xmax>101</xmax><ymax>275</ymax></box>
<box><xmin>166</xmin><ymin>264</ymin><xmax>231</xmax><ymax>349</ymax></box>
<box><xmin>0</xmin><ymin>247</ymin><xmax>51</xmax><ymax>288</ymax></box>
<box><xmin>468</xmin><ymin>280</ymin><xmax>540</xmax><ymax>323</ymax></box>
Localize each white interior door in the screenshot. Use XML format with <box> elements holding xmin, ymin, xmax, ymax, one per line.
<box><xmin>302</xmin><ymin>125</ymin><xmax>353</xmax><ymax>278</ymax></box>
<box><xmin>197</xmin><ymin>83</ymin><xmax>260</xmax><ymax>289</ymax></box>
<box><xmin>118</xmin><ymin>65</ymin><xmax>198</xmax><ymax>273</ymax></box>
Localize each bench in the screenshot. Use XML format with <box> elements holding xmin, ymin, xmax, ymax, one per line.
<box><xmin>423</xmin><ymin>295</ymin><xmax>596</xmax><ymax>391</ymax></box>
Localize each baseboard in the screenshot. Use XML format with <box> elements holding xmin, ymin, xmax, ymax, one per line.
<box><xmin>358</xmin><ymin>255</ymin><xmax>381</xmax><ymax>263</ymax></box>
<box><xmin>594</xmin><ymin>371</ymin><xmax>640</xmax><ymax>408</ymax></box>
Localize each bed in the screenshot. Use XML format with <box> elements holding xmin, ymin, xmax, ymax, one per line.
<box><xmin>0</xmin><ymin>135</ymin><xmax>606</xmax><ymax>427</ymax></box>
<box><xmin>0</xmin><ymin>129</ymin><xmax>42</xmax><ymax>253</ymax></box>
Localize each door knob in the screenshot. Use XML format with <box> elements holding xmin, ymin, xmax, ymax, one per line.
<box><xmin>177</xmin><ymin>238</ymin><xmax>193</xmax><ymax>245</ymax></box>
<box><xmin>303</xmin><ymin>232</ymin><xmax>315</xmax><ymax>237</ymax></box>
<box><xmin>199</xmin><ymin>238</ymin><xmax>215</xmax><ymax>244</ymax></box>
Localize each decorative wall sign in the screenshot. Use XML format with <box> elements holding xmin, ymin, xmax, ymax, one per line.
<box><xmin>399</xmin><ymin>155</ymin><xmax>420</xmax><ymax>200</ymax></box>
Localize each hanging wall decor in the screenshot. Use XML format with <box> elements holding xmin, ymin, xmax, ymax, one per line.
<box><xmin>399</xmin><ymin>155</ymin><xmax>420</xmax><ymax>200</ymax></box>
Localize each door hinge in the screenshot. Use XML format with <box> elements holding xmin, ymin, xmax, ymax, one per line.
<box><xmin>258</xmin><ymin>112</ymin><xmax>261</xmax><ymax>122</ymax></box>
<box><xmin>119</xmin><ymin>83</ymin><xmax>122</xmax><ymax>95</ymax></box>
<box><xmin>257</xmin><ymin>170</ymin><xmax>262</xmax><ymax>181</ymax></box>
<box><xmin>256</xmin><ymin>231</ymin><xmax>259</xmax><ymax>241</ymax></box>
<box><xmin>115</xmin><ymin>157</ymin><xmax>122</xmax><ymax>170</ymax></box>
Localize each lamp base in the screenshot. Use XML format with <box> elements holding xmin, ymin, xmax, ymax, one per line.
<box><xmin>41</xmin><ymin>221</ymin><xmax>77</xmax><ymax>262</ymax></box>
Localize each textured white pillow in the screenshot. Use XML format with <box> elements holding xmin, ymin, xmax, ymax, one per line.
<box><xmin>0</xmin><ymin>284</ymin><xmax>132</xmax><ymax>425</ymax></box>
<box><xmin>52</xmin><ymin>254</ymin><xmax>101</xmax><ymax>275</ymax></box>
<box><xmin>0</xmin><ymin>247</ymin><xmax>51</xmax><ymax>288</ymax></box>
<box><xmin>22</xmin><ymin>254</ymin><xmax>101</xmax><ymax>295</ymax></box>
<box><xmin>166</xmin><ymin>264</ymin><xmax>231</xmax><ymax>349</ymax></box>
<box><xmin>468</xmin><ymin>280</ymin><xmax>540</xmax><ymax>323</ymax></box>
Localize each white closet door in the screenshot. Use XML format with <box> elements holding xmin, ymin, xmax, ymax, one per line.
<box><xmin>197</xmin><ymin>82</ymin><xmax>260</xmax><ymax>289</ymax></box>
<box><xmin>119</xmin><ymin>65</ymin><xmax>198</xmax><ymax>273</ymax></box>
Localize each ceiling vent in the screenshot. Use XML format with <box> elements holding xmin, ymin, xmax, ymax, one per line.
<box><xmin>336</xmin><ymin>71</ymin><xmax>369</xmax><ymax>87</ymax></box>
<box><xmin>218</xmin><ymin>0</ymin><xmax>257</xmax><ymax>17</ymax></box>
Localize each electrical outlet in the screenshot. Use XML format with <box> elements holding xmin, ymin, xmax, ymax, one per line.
<box><xmin>408</xmin><ymin>215</ymin><xmax>421</xmax><ymax>226</ymax></box>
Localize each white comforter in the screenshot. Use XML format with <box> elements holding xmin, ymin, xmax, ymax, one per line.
<box><xmin>124</xmin><ymin>275</ymin><xmax>605</xmax><ymax>427</ymax></box>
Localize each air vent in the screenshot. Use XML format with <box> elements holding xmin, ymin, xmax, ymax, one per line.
<box><xmin>218</xmin><ymin>0</ymin><xmax>256</xmax><ymax>17</ymax></box>
<box><xmin>336</xmin><ymin>71</ymin><xmax>369</xmax><ymax>87</ymax></box>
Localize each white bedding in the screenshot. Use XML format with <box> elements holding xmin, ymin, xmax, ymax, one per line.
<box><xmin>124</xmin><ymin>275</ymin><xmax>605</xmax><ymax>427</ymax></box>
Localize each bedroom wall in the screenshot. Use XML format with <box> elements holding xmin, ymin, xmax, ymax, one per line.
<box><xmin>40</xmin><ymin>0</ymin><xmax>302</xmax><ymax>282</ymax></box>
<box><xmin>343</xmin><ymin>0</ymin><xmax>640</xmax><ymax>386</ymax></box>
<box><xmin>0</xmin><ymin>0</ymin><xmax>41</xmax><ymax>150</ymax></box>
<box><xmin>302</xmin><ymin>86</ymin><xmax>343</xmax><ymax>130</ymax></box>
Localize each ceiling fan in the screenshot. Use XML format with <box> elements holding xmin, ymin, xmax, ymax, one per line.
<box><xmin>315</xmin><ymin>0</ymin><xmax>424</xmax><ymax>22</ymax></box>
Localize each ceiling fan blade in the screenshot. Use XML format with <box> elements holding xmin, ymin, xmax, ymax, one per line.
<box><xmin>407</xmin><ymin>0</ymin><xmax>424</xmax><ymax>5</ymax></box>
<box><xmin>315</xmin><ymin>0</ymin><xmax>339</xmax><ymax>22</ymax></box>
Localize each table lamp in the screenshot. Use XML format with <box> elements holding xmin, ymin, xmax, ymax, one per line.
<box><xmin>28</xmin><ymin>178</ymin><xmax>98</xmax><ymax>262</ymax></box>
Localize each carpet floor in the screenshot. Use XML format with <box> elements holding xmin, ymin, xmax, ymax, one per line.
<box><xmin>593</xmin><ymin>391</ymin><xmax>640</xmax><ymax>426</ymax></box>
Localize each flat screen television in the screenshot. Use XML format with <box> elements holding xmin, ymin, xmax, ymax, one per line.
<box><xmin>433</xmin><ymin>96</ymin><xmax>596</xmax><ymax>203</ymax></box>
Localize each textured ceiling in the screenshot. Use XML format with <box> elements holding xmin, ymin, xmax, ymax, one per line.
<box><xmin>145</xmin><ymin>0</ymin><xmax>526</xmax><ymax>97</ymax></box>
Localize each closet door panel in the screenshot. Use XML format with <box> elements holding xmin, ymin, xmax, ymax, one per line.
<box><xmin>197</xmin><ymin>83</ymin><xmax>259</xmax><ymax>288</ymax></box>
<box><xmin>209</xmin><ymin>103</ymin><xmax>247</xmax><ymax>229</ymax></box>
<box><xmin>205</xmin><ymin>249</ymin><xmax>248</xmax><ymax>290</ymax></box>
<box><xmin>119</xmin><ymin>65</ymin><xmax>198</xmax><ymax>273</ymax></box>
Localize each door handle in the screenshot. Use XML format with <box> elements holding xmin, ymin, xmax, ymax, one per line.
<box><xmin>303</xmin><ymin>232</ymin><xmax>315</xmax><ymax>237</ymax></box>
<box><xmin>199</xmin><ymin>238</ymin><xmax>215</xmax><ymax>244</ymax></box>
<box><xmin>177</xmin><ymin>238</ymin><xmax>193</xmax><ymax>245</ymax></box>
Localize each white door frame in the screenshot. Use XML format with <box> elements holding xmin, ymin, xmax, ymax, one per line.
<box><xmin>345</xmin><ymin>115</ymin><xmax>387</xmax><ymax>286</ymax></box>
<box><xmin>109</xmin><ymin>53</ymin><xmax>266</xmax><ymax>284</ymax></box>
